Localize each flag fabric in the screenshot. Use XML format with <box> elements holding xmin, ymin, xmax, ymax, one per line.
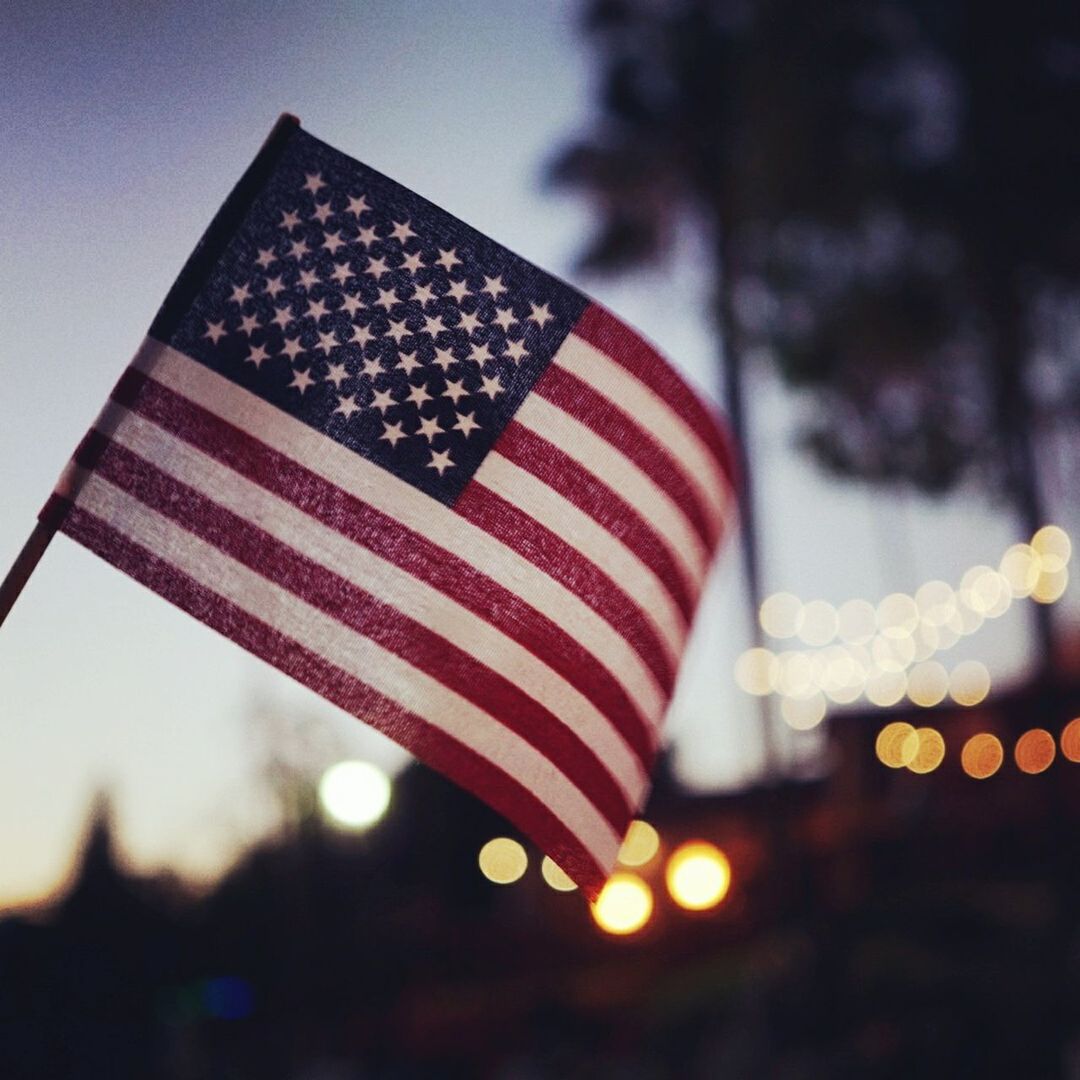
<box><xmin>43</xmin><ymin>116</ymin><xmax>736</xmax><ymax>898</ymax></box>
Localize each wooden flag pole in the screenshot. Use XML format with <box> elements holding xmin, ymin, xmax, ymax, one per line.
<box><xmin>0</xmin><ymin>520</ymin><xmax>57</xmax><ymax>630</ymax></box>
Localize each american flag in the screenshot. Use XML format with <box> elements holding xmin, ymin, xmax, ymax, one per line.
<box><xmin>43</xmin><ymin>117</ymin><xmax>736</xmax><ymax>898</ymax></box>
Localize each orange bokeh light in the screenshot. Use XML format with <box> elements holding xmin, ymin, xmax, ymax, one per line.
<box><xmin>961</xmin><ymin>733</ymin><xmax>1004</xmax><ymax>779</ymax></box>
<box><xmin>1014</xmin><ymin>729</ymin><xmax>1056</xmax><ymax>774</ymax></box>
<box><xmin>1061</xmin><ymin>718</ymin><xmax>1080</xmax><ymax>763</ymax></box>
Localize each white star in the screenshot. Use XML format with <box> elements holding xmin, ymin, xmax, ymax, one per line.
<box><xmin>416</xmin><ymin>413</ymin><xmax>443</xmax><ymax>441</ymax></box>
<box><xmin>387</xmin><ymin>320</ymin><xmax>410</xmax><ymax>344</ymax></box>
<box><xmin>423</xmin><ymin>313</ymin><xmax>447</xmax><ymax>336</ymax></box>
<box><xmin>406</xmin><ymin>382</ymin><xmax>432</xmax><ymax>407</ymax></box>
<box><xmin>361</xmin><ymin>356</ymin><xmax>382</xmax><ymax>377</ymax></box>
<box><xmin>271</xmin><ymin>306</ymin><xmax>292</xmax><ymax>330</ymax></box>
<box><xmin>482</xmin><ymin>275</ymin><xmax>506</xmax><ymax>298</ymax></box>
<box><xmin>326</xmin><ymin>362</ymin><xmax>349</xmax><ymax>387</ymax></box>
<box><xmin>437</xmin><ymin>248</ymin><xmax>460</xmax><ymax>271</ymax></box>
<box><xmin>290</xmin><ymin>368</ymin><xmax>315</xmax><ymax>393</ymax></box>
<box><xmin>458</xmin><ymin>310</ymin><xmax>482</xmax><ymax>335</ymax></box>
<box><xmin>282</xmin><ymin>337</ymin><xmax>304</xmax><ymax>361</ymax></box>
<box><xmin>281</xmin><ymin>210</ymin><xmax>301</xmax><ymax>230</ymax></box>
<box><xmin>230</xmin><ymin>283</ymin><xmax>251</xmax><ymax>305</ymax></box>
<box><xmin>204</xmin><ymin>320</ymin><xmax>227</xmax><ymax>345</ymax></box>
<box><xmin>427</xmin><ymin>448</ymin><xmax>455</xmax><ymax>475</ymax></box>
<box><xmin>255</xmin><ymin>248</ymin><xmax>275</xmax><ymax>268</ymax></box>
<box><xmin>529</xmin><ymin>301</ymin><xmax>554</xmax><ymax>327</ymax></box>
<box><xmin>265</xmin><ymin>276</ymin><xmax>286</xmax><ymax>298</ymax></box>
<box><xmin>454</xmin><ymin>411</ymin><xmax>482</xmax><ymax>437</ymax></box>
<box><xmin>330</xmin><ymin>264</ymin><xmax>350</xmax><ymax>285</ymax></box>
<box><xmin>312</xmin><ymin>201</ymin><xmax>333</xmax><ymax>224</ymax></box>
<box><xmin>323</xmin><ymin>231</ymin><xmax>345</xmax><ymax>254</ymax></box>
<box><xmin>412</xmin><ymin>282</ymin><xmax>436</xmax><ymax>306</ymax></box>
<box><xmin>303</xmin><ymin>172</ymin><xmax>325</xmax><ymax>195</ymax></box>
<box><xmin>444</xmin><ymin>379</ymin><xmax>468</xmax><ymax>403</ymax></box>
<box><xmin>470</xmin><ymin>341</ymin><xmax>492</xmax><ymax>365</ymax></box>
<box><xmin>398</xmin><ymin>351</ymin><xmax>423</xmax><ymax>376</ymax></box>
<box><xmin>380</xmin><ymin>419</ymin><xmax>406</xmax><ymax>447</ymax></box>
<box><xmin>298</xmin><ymin>268</ymin><xmax>319</xmax><ymax>290</ymax></box>
<box><xmin>446</xmin><ymin>279</ymin><xmax>470</xmax><ymax>301</ymax></box>
<box><xmin>334</xmin><ymin>394</ymin><xmax>361</xmax><ymax>418</ymax></box>
<box><xmin>350</xmin><ymin>324</ymin><xmax>374</xmax><ymax>346</ymax></box>
<box><xmin>401</xmin><ymin>251</ymin><xmax>424</xmax><ymax>273</ymax></box>
<box><xmin>315</xmin><ymin>330</ymin><xmax>338</xmax><ymax>353</ymax></box>
<box><xmin>366</xmin><ymin>256</ymin><xmax>389</xmax><ymax>278</ymax></box>
<box><xmin>433</xmin><ymin>347</ymin><xmax>456</xmax><ymax>371</ymax></box>
<box><xmin>493</xmin><ymin>308</ymin><xmax>515</xmax><ymax>331</ymax></box>
<box><xmin>289</xmin><ymin>239</ymin><xmax>309</xmax><ymax>260</ymax></box>
<box><xmin>307</xmin><ymin>297</ymin><xmax>329</xmax><ymax>320</ymax></box>
<box><xmin>239</xmin><ymin>313</ymin><xmax>259</xmax><ymax>335</ymax></box>
<box><xmin>391</xmin><ymin>220</ymin><xmax>416</xmax><ymax>243</ymax></box>
<box><xmin>479</xmin><ymin>374</ymin><xmax>502</xmax><ymax>399</ymax></box>
<box><xmin>372</xmin><ymin>388</ymin><xmax>396</xmax><ymax>413</ymax></box>
<box><xmin>341</xmin><ymin>294</ymin><xmax>363</xmax><ymax>316</ymax></box>
<box><xmin>376</xmin><ymin>285</ymin><xmax>399</xmax><ymax>309</ymax></box>
<box><xmin>246</xmin><ymin>344</ymin><xmax>269</xmax><ymax>368</ymax></box>
<box><xmin>347</xmin><ymin>194</ymin><xmax>370</xmax><ymax>216</ymax></box>
<box><xmin>505</xmin><ymin>339</ymin><xmax>528</xmax><ymax>363</ymax></box>
<box><xmin>357</xmin><ymin>225</ymin><xmax>378</xmax><ymax>247</ymax></box>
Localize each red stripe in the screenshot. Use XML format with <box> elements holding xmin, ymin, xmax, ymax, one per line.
<box><xmin>532</xmin><ymin>363</ymin><xmax>721</xmax><ymax>550</ymax></box>
<box><xmin>88</xmin><ymin>435</ymin><xmax>634</xmax><ymax>831</ymax></box>
<box><xmin>492</xmin><ymin>421</ymin><xmax>696</xmax><ymax>620</ymax></box>
<box><xmin>454</xmin><ymin>482</ymin><xmax>675</xmax><ymax>697</ymax></box>
<box><xmin>111</xmin><ymin>367</ymin><xmax>657</xmax><ymax>767</ymax></box>
<box><xmin>59</xmin><ymin>504</ymin><xmax>610</xmax><ymax>899</ymax></box>
<box><xmin>571</xmin><ymin>303</ymin><xmax>739</xmax><ymax>493</ymax></box>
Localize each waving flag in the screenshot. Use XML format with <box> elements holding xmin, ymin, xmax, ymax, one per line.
<box><xmin>43</xmin><ymin>116</ymin><xmax>735</xmax><ymax>897</ymax></box>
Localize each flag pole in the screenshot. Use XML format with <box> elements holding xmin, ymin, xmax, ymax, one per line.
<box><xmin>0</xmin><ymin>520</ymin><xmax>57</xmax><ymax>630</ymax></box>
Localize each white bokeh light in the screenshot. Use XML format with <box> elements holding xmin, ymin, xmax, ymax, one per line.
<box><xmin>318</xmin><ymin>761</ymin><xmax>392</xmax><ymax>830</ymax></box>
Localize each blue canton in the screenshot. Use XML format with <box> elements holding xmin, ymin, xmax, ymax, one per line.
<box><xmin>169</xmin><ymin>129</ymin><xmax>588</xmax><ymax>505</ymax></box>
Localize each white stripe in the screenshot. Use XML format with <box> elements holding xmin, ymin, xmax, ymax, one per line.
<box><xmin>101</xmin><ymin>403</ymin><xmax>649</xmax><ymax>804</ymax></box>
<box><xmin>73</xmin><ymin>471</ymin><xmax>622</xmax><ymax>869</ymax></box>
<box><xmin>554</xmin><ymin>333</ymin><xmax>733</xmax><ymax>525</ymax></box>
<box><xmin>131</xmin><ymin>338</ymin><xmax>666</xmax><ymax>731</ymax></box>
<box><xmin>475</xmin><ymin>450</ymin><xmax>686</xmax><ymax>664</ymax></box>
<box><xmin>513</xmin><ymin>393</ymin><xmax>709</xmax><ymax>592</ymax></box>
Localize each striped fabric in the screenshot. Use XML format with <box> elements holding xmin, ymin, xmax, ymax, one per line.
<box><xmin>44</xmin><ymin>119</ymin><xmax>735</xmax><ymax>897</ymax></box>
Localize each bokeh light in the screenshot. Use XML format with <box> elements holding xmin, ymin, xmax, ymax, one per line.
<box><xmin>1031</xmin><ymin>566</ymin><xmax>1069</xmax><ymax>604</ymax></box>
<box><xmin>1031</xmin><ymin>525</ymin><xmax>1072</xmax><ymax>573</ymax></box>
<box><xmin>949</xmin><ymin>660</ymin><xmax>990</xmax><ymax>706</ymax></box>
<box><xmin>907</xmin><ymin>661</ymin><xmax>949</xmax><ymax>707</ymax></box>
<box><xmin>781</xmin><ymin>692</ymin><xmax>827</xmax><ymax>730</ymax></box>
<box><xmin>1000</xmin><ymin>543</ymin><xmax>1040</xmax><ymax>598</ymax></box>
<box><xmin>478</xmin><ymin>837</ymin><xmax>528</xmax><ymax>884</ymax></box>
<box><xmin>875</xmin><ymin>721</ymin><xmax>919</xmax><ymax>768</ymax></box>
<box><xmin>591</xmin><ymin>873</ymin><xmax>653</xmax><ymax>935</ymax></box>
<box><xmin>961</xmin><ymin>733</ymin><xmax>1004</xmax><ymax>779</ymax></box>
<box><xmin>734</xmin><ymin>647</ymin><xmax>778</xmax><ymax>696</ymax></box>
<box><xmin>1061</xmin><ymin>718</ymin><xmax>1080</xmax><ymax>763</ymax></box>
<box><xmin>798</xmin><ymin>599</ymin><xmax>838</xmax><ymax>647</ymax></box>
<box><xmin>759</xmin><ymin>592</ymin><xmax>803</xmax><ymax>639</ymax></box>
<box><xmin>907</xmin><ymin>727</ymin><xmax>946</xmax><ymax>774</ymax></box>
<box><xmin>317</xmin><ymin>760</ymin><xmax>392</xmax><ymax>830</ymax></box>
<box><xmin>915</xmin><ymin>580</ymin><xmax>957</xmax><ymax>626</ymax></box>
<box><xmin>866</xmin><ymin>670</ymin><xmax>908</xmax><ymax>708</ymax></box>
<box><xmin>837</xmin><ymin>598</ymin><xmax>877</xmax><ymax>645</ymax></box>
<box><xmin>1014</xmin><ymin>729</ymin><xmax>1056</xmax><ymax>774</ymax></box>
<box><xmin>877</xmin><ymin>593</ymin><xmax>919</xmax><ymax>639</ymax></box>
<box><xmin>665</xmin><ymin>842</ymin><xmax>731</xmax><ymax>911</ymax></box>
<box><xmin>617</xmin><ymin>820</ymin><xmax>660</xmax><ymax>867</ymax></box>
<box><xmin>540</xmin><ymin>856</ymin><xmax>578</xmax><ymax>892</ymax></box>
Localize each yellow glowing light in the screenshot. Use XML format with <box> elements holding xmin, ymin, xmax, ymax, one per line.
<box><xmin>317</xmin><ymin>760</ymin><xmax>392</xmax><ymax>830</ymax></box>
<box><xmin>777</xmin><ymin>650</ymin><xmax>815</xmax><ymax>698</ymax></box>
<box><xmin>907</xmin><ymin>660</ymin><xmax>949</xmax><ymax>708</ymax></box>
<box><xmin>1000</xmin><ymin>543</ymin><xmax>1041</xmax><ymax>598</ymax></box>
<box><xmin>907</xmin><ymin>727</ymin><xmax>946</xmax><ymax>774</ymax></box>
<box><xmin>591</xmin><ymin>873</ymin><xmax>653</xmax><ymax>935</ymax></box>
<box><xmin>1032</xmin><ymin>566</ymin><xmax>1069</xmax><ymax>604</ymax></box>
<box><xmin>541</xmin><ymin>856</ymin><xmax>578</xmax><ymax>892</ymax></box>
<box><xmin>915</xmin><ymin>580</ymin><xmax>956</xmax><ymax>627</ymax></box>
<box><xmin>781</xmin><ymin>692</ymin><xmax>827</xmax><ymax>730</ymax></box>
<box><xmin>837</xmin><ymin>598</ymin><xmax>877</xmax><ymax>645</ymax></box>
<box><xmin>877</xmin><ymin>593</ymin><xmax>920</xmax><ymax>639</ymax></box>
<box><xmin>1014</xmin><ymin>729</ymin><xmax>1056</xmax><ymax>775</ymax></box>
<box><xmin>617</xmin><ymin>819</ymin><xmax>660</xmax><ymax>867</ymax></box>
<box><xmin>759</xmin><ymin>592</ymin><xmax>803</xmax><ymax>639</ymax></box>
<box><xmin>798</xmin><ymin>600</ymin><xmax>839</xmax><ymax>647</ymax></box>
<box><xmin>478</xmin><ymin>837</ymin><xmax>528</xmax><ymax>884</ymax></box>
<box><xmin>961</xmin><ymin>733</ymin><xmax>1003</xmax><ymax>779</ymax></box>
<box><xmin>1061</xmin><ymin>718</ymin><xmax>1080</xmax><ymax>763</ymax></box>
<box><xmin>961</xmin><ymin>566</ymin><xmax>1006</xmax><ymax>615</ymax></box>
<box><xmin>666</xmin><ymin>841</ymin><xmax>731</xmax><ymax>911</ymax></box>
<box><xmin>1031</xmin><ymin>525</ymin><xmax>1072</xmax><ymax>573</ymax></box>
<box><xmin>949</xmin><ymin>660</ymin><xmax>990</xmax><ymax>707</ymax></box>
<box><xmin>866</xmin><ymin>669</ymin><xmax>908</xmax><ymax>708</ymax></box>
<box><xmin>734</xmin><ymin>647</ymin><xmax>778</xmax><ymax>696</ymax></box>
<box><xmin>875</xmin><ymin>721</ymin><xmax>919</xmax><ymax>768</ymax></box>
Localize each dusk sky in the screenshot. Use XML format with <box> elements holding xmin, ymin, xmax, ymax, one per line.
<box><xmin>2</xmin><ymin>1</ymin><xmax>1071</xmax><ymax>909</ymax></box>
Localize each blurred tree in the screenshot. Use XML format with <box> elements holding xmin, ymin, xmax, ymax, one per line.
<box><xmin>554</xmin><ymin>0</ymin><xmax>1080</xmax><ymax>664</ymax></box>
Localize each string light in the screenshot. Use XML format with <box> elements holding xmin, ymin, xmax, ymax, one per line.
<box><xmin>961</xmin><ymin>733</ymin><xmax>1004</xmax><ymax>779</ymax></box>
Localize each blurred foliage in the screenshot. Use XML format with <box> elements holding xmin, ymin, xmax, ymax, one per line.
<box><xmin>553</xmin><ymin>0</ymin><xmax>1080</xmax><ymax>494</ymax></box>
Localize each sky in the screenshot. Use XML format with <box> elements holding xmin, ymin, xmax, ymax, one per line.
<box><xmin>1</xmin><ymin>0</ymin><xmax>1073</xmax><ymax>910</ymax></box>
